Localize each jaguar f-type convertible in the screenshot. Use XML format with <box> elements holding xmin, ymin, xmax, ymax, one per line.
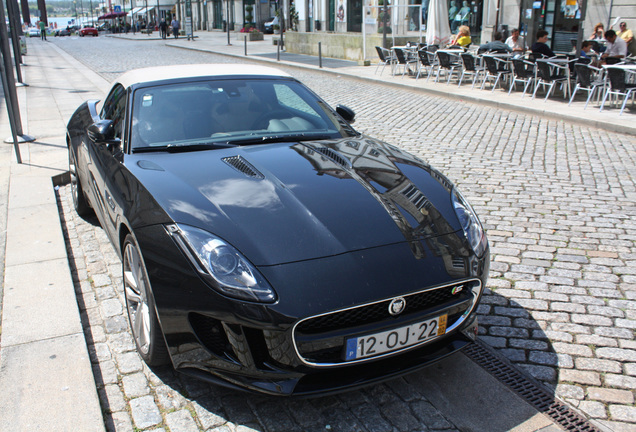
<box><xmin>66</xmin><ymin>64</ymin><xmax>489</xmax><ymax>396</ymax></box>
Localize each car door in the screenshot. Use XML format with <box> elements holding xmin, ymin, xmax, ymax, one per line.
<box><xmin>87</xmin><ymin>83</ymin><xmax>129</xmax><ymax>242</ymax></box>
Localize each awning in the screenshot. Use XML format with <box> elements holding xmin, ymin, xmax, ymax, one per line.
<box><xmin>133</xmin><ymin>7</ymin><xmax>151</xmax><ymax>16</ymax></box>
<box><xmin>130</xmin><ymin>7</ymin><xmax>143</xmax><ymax>15</ymax></box>
<box><xmin>97</xmin><ymin>11</ymin><xmax>128</xmax><ymax>20</ymax></box>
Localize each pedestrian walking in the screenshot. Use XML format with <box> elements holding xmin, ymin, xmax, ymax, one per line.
<box><xmin>159</xmin><ymin>19</ymin><xmax>168</xmax><ymax>39</ymax></box>
<box><xmin>38</xmin><ymin>20</ymin><xmax>46</xmax><ymax>40</ymax></box>
<box><xmin>171</xmin><ymin>18</ymin><xmax>180</xmax><ymax>39</ymax></box>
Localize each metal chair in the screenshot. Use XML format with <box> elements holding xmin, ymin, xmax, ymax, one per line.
<box><xmin>508</xmin><ymin>58</ymin><xmax>535</xmax><ymax>97</ymax></box>
<box><xmin>434</xmin><ymin>51</ymin><xmax>462</xmax><ymax>84</ymax></box>
<box><xmin>375</xmin><ymin>46</ymin><xmax>395</xmax><ymax>76</ymax></box>
<box><xmin>532</xmin><ymin>60</ymin><xmax>569</xmax><ymax>101</ymax></box>
<box><xmin>568</xmin><ymin>63</ymin><xmax>604</xmax><ymax>109</ymax></box>
<box><xmin>480</xmin><ymin>55</ymin><xmax>511</xmax><ymax>92</ymax></box>
<box><xmin>458</xmin><ymin>52</ymin><xmax>485</xmax><ymax>88</ymax></box>
<box><xmin>416</xmin><ymin>49</ymin><xmax>436</xmax><ymax>81</ymax></box>
<box><xmin>600</xmin><ymin>67</ymin><xmax>636</xmax><ymax>115</ymax></box>
<box><xmin>393</xmin><ymin>47</ymin><xmax>418</xmax><ymax>77</ymax></box>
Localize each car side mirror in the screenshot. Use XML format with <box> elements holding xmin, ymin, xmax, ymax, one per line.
<box><xmin>336</xmin><ymin>105</ymin><xmax>356</xmax><ymax>124</ymax></box>
<box><xmin>87</xmin><ymin>119</ymin><xmax>120</xmax><ymax>145</ymax></box>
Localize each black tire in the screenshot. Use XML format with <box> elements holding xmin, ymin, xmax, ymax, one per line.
<box><xmin>68</xmin><ymin>147</ymin><xmax>93</xmax><ymax>217</ymax></box>
<box><xmin>122</xmin><ymin>234</ymin><xmax>170</xmax><ymax>366</ymax></box>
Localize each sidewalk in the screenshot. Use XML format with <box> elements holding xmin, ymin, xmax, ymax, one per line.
<box><xmin>110</xmin><ymin>30</ymin><xmax>635</xmax><ymax>136</ymax></box>
<box><xmin>0</xmin><ymin>32</ymin><xmax>628</xmax><ymax>432</ymax></box>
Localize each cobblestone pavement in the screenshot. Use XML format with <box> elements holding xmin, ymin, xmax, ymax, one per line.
<box><xmin>50</xmin><ymin>37</ymin><xmax>636</xmax><ymax>431</ymax></box>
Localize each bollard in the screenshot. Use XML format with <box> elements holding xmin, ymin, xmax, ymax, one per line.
<box><xmin>318</xmin><ymin>42</ymin><xmax>322</xmax><ymax>68</ymax></box>
<box><xmin>244</xmin><ymin>36</ymin><xmax>247</xmax><ymax>56</ymax></box>
<box><xmin>277</xmin><ymin>43</ymin><xmax>280</xmax><ymax>61</ymax></box>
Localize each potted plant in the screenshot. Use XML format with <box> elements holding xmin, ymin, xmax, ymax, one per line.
<box><xmin>239</xmin><ymin>25</ymin><xmax>263</xmax><ymax>41</ymax></box>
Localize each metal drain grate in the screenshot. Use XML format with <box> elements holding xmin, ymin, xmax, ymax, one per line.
<box><xmin>463</xmin><ymin>341</ymin><xmax>600</xmax><ymax>432</ymax></box>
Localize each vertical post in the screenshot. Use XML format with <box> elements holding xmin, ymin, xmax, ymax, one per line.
<box><xmin>6</xmin><ymin>0</ymin><xmax>24</xmax><ymax>84</ymax></box>
<box><xmin>226</xmin><ymin>0</ymin><xmax>231</xmax><ymax>45</ymax></box>
<box><xmin>575</xmin><ymin>0</ymin><xmax>587</xmax><ymax>57</ymax></box>
<box><xmin>279</xmin><ymin>0</ymin><xmax>284</xmax><ymax>50</ymax></box>
<box><xmin>382</xmin><ymin>0</ymin><xmax>387</xmax><ymax>49</ymax></box>
<box><xmin>244</xmin><ymin>35</ymin><xmax>247</xmax><ymax>55</ymax></box>
<box><xmin>318</xmin><ymin>41</ymin><xmax>322</xmax><ymax>68</ymax></box>
<box><xmin>0</xmin><ymin>0</ymin><xmax>22</xmax><ymax>162</ymax></box>
<box><xmin>277</xmin><ymin>42</ymin><xmax>280</xmax><ymax>60</ymax></box>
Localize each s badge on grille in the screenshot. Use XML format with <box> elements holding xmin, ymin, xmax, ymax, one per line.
<box><xmin>388</xmin><ymin>297</ymin><xmax>406</xmax><ymax>316</ymax></box>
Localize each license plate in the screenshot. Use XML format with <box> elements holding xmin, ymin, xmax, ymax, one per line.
<box><xmin>345</xmin><ymin>315</ymin><xmax>447</xmax><ymax>361</ymax></box>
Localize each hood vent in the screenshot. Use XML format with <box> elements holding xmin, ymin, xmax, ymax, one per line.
<box><xmin>314</xmin><ymin>147</ymin><xmax>352</xmax><ymax>169</ymax></box>
<box><xmin>222</xmin><ymin>156</ymin><xmax>265</xmax><ymax>179</ymax></box>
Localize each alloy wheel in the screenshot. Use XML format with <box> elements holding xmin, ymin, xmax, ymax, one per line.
<box><xmin>123</xmin><ymin>241</ymin><xmax>152</xmax><ymax>355</ymax></box>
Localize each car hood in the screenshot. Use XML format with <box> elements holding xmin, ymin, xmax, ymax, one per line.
<box><xmin>127</xmin><ymin>136</ymin><xmax>462</xmax><ymax>266</ymax></box>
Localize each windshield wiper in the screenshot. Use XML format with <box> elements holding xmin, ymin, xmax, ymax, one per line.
<box><xmin>165</xmin><ymin>141</ymin><xmax>238</xmax><ymax>153</ymax></box>
<box><xmin>228</xmin><ymin>133</ymin><xmax>334</xmax><ymax>146</ymax></box>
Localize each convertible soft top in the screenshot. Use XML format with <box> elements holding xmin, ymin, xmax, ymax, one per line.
<box><xmin>116</xmin><ymin>64</ymin><xmax>292</xmax><ymax>89</ymax></box>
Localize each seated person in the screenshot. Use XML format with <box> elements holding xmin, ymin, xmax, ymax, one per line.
<box><xmin>450</xmin><ymin>25</ymin><xmax>471</xmax><ymax>48</ymax></box>
<box><xmin>478</xmin><ymin>32</ymin><xmax>513</xmax><ymax>54</ymax></box>
<box><xmin>578</xmin><ymin>40</ymin><xmax>596</xmax><ymax>65</ymax></box>
<box><xmin>589</xmin><ymin>22</ymin><xmax>604</xmax><ymax>40</ymax></box>
<box><xmin>505</xmin><ymin>28</ymin><xmax>526</xmax><ymax>53</ymax></box>
<box><xmin>531</xmin><ymin>30</ymin><xmax>556</xmax><ymax>58</ymax></box>
<box><xmin>601</xmin><ymin>29</ymin><xmax>628</xmax><ymax>64</ymax></box>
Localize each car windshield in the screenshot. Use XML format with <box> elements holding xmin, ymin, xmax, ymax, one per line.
<box><xmin>130</xmin><ymin>78</ymin><xmax>354</xmax><ymax>152</ymax></box>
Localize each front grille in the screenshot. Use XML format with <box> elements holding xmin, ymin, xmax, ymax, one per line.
<box><xmin>293</xmin><ymin>279</ymin><xmax>481</xmax><ymax>366</ymax></box>
<box><xmin>297</xmin><ymin>287</ymin><xmax>458</xmax><ymax>335</ymax></box>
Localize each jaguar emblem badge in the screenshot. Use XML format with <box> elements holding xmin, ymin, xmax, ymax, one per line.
<box><xmin>388</xmin><ymin>297</ymin><xmax>406</xmax><ymax>316</ymax></box>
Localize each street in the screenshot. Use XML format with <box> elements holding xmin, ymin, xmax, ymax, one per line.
<box><xmin>45</xmin><ymin>35</ymin><xmax>636</xmax><ymax>431</ymax></box>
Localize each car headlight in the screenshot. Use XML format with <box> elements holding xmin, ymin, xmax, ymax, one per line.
<box><xmin>166</xmin><ymin>224</ymin><xmax>277</xmax><ymax>303</ymax></box>
<box><xmin>451</xmin><ymin>188</ymin><xmax>487</xmax><ymax>257</ymax></box>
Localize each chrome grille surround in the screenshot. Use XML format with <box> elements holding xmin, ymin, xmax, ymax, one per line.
<box><xmin>292</xmin><ymin>278</ymin><xmax>483</xmax><ymax>367</ymax></box>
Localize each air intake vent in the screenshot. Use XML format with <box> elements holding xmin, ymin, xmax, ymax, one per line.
<box><xmin>222</xmin><ymin>156</ymin><xmax>264</xmax><ymax>179</ymax></box>
<box><xmin>314</xmin><ymin>147</ymin><xmax>352</xmax><ymax>169</ymax></box>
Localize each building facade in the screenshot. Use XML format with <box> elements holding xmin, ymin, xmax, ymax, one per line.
<box><xmin>104</xmin><ymin>0</ymin><xmax>635</xmax><ymax>58</ymax></box>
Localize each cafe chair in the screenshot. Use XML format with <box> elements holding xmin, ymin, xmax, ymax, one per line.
<box><xmin>600</xmin><ymin>67</ymin><xmax>636</xmax><ymax>116</ymax></box>
<box><xmin>375</xmin><ymin>46</ymin><xmax>395</xmax><ymax>76</ymax></box>
<box><xmin>434</xmin><ymin>51</ymin><xmax>461</xmax><ymax>84</ymax></box>
<box><xmin>568</xmin><ymin>63</ymin><xmax>604</xmax><ymax>109</ymax></box>
<box><xmin>393</xmin><ymin>47</ymin><xmax>418</xmax><ymax>78</ymax></box>
<box><xmin>416</xmin><ymin>49</ymin><xmax>436</xmax><ymax>81</ymax></box>
<box><xmin>480</xmin><ymin>55</ymin><xmax>511</xmax><ymax>92</ymax></box>
<box><xmin>532</xmin><ymin>60</ymin><xmax>569</xmax><ymax>102</ymax></box>
<box><xmin>458</xmin><ymin>52</ymin><xmax>485</xmax><ymax>89</ymax></box>
<box><xmin>508</xmin><ymin>58</ymin><xmax>536</xmax><ymax>97</ymax></box>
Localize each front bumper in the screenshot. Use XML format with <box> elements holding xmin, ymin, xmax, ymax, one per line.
<box><xmin>135</xmin><ymin>224</ymin><xmax>489</xmax><ymax>396</ymax></box>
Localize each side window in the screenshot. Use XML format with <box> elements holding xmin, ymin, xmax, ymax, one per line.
<box><xmin>101</xmin><ymin>84</ymin><xmax>127</xmax><ymax>140</ymax></box>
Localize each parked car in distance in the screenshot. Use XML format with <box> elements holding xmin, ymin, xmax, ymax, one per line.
<box><xmin>264</xmin><ymin>16</ymin><xmax>278</xmax><ymax>33</ymax></box>
<box><xmin>27</xmin><ymin>28</ymin><xmax>40</xmax><ymax>37</ymax></box>
<box><xmin>66</xmin><ymin>64</ymin><xmax>489</xmax><ymax>396</ymax></box>
<box><xmin>55</xmin><ymin>27</ymin><xmax>74</xmax><ymax>36</ymax></box>
<box><xmin>79</xmin><ymin>26</ymin><xmax>98</xmax><ymax>36</ymax></box>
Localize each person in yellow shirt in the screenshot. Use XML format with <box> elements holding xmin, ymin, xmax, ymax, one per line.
<box><xmin>451</xmin><ymin>25</ymin><xmax>471</xmax><ymax>48</ymax></box>
<box><xmin>616</xmin><ymin>22</ymin><xmax>635</xmax><ymax>56</ymax></box>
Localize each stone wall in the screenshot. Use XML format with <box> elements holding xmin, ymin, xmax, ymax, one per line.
<box><xmin>284</xmin><ymin>32</ymin><xmax>413</xmax><ymax>62</ymax></box>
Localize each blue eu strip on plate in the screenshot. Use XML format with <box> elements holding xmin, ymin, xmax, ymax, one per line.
<box><xmin>346</xmin><ymin>338</ymin><xmax>358</xmax><ymax>360</ymax></box>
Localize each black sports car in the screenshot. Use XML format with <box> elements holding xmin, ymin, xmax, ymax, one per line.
<box><xmin>66</xmin><ymin>64</ymin><xmax>489</xmax><ymax>396</ymax></box>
